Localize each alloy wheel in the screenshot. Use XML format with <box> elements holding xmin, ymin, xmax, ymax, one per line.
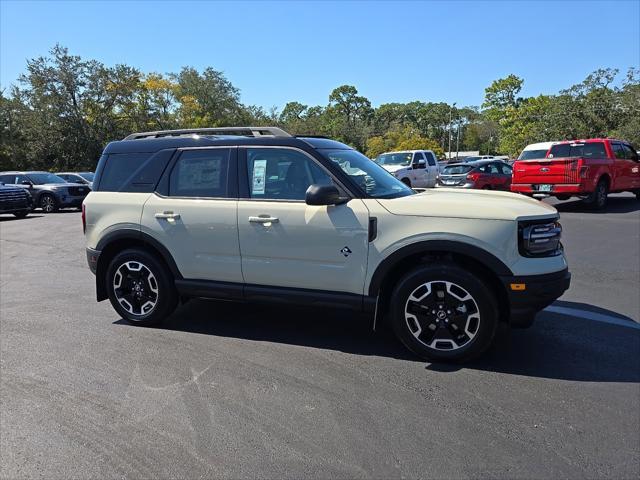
<box><xmin>404</xmin><ymin>280</ymin><xmax>480</xmax><ymax>351</ymax></box>
<box><xmin>112</xmin><ymin>261</ymin><xmax>159</xmax><ymax>316</ymax></box>
<box><xmin>41</xmin><ymin>196</ymin><xmax>55</xmax><ymax>213</ymax></box>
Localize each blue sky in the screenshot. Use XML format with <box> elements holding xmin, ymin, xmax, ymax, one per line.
<box><xmin>1</xmin><ymin>0</ymin><xmax>638</xmax><ymax>109</ymax></box>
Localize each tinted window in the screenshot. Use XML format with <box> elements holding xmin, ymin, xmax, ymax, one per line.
<box><xmin>25</xmin><ymin>173</ymin><xmax>65</xmax><ymax>184</ymax></box>
<box><xmin>98</xmin><ymin>153</ymin><xmax>151</xmax><ymax>191</ymax></box>
<box><xmin>425</xmin><ymin>152</ymin><xmax>437</xmax><ymax>166</ymax></box>
<box><xmin>612</xmin><ymin>143</ymin><xmax>625</xmax><ymax>159</ymax></box>
<box><xmin>549</xmin><ymin>142</ymin><xmax>607</xmax><ymax>159</ymax></box>
<box><xmin>442</xmin><ymin>165</ymin><xmax>473</xmax><ymax>175</ymax></box>
<box><xmin>518</xmin><ymin>149</ymin><xmax>549</xmax><ymax>160</ymax></box>
<box><xmin>169</xmin><ymin>149</ymin><xmax>230</xmax><ymax>198</ymax></box>
<box><xmin>0</xmin><ymin>174</ymin><xmax>15</xmax><ymax>184</ymax></box>
<box><xmin>622</xmin><ymin>144</ymin><xmax>639</xmax><ymax>161</ymax></box>
<box><xmin>499</xmin><ymin>163</ymin><xmax>513</xmax><ymax>175</ymax></box>
<box><xmin>246</xmin><ymin>148</ymin><xmax>333</xmax><ymax>200</ymax></box>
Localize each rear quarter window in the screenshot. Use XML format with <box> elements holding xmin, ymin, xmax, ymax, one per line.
<box><xmin>96</xmin><ymin>150</ymin><xmax>173</xmax><ymax>192</ymax></box>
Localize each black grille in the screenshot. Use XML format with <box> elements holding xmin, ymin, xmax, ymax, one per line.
<box><xmin>0</xmin><ymin>188</ymin><xmax>29</xmax><ymax>208</ymax></box>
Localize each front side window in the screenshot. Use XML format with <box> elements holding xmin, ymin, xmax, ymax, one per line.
<box><xmin>319</xmin><ymin>149</ymin><xmax>415</xmax><ymax>199</ymax></box>
<box><xmin>622</xmin><ymin>144</ymin><xmax>639</xmax><ymax>161</ymax></box>
<box><xmin>246</xmin><ymin>148</ymin><xmax>333</xmax><ymax>200</ymax></box>
<box><xmin>413</xmin><ymin>152</ymin><xmax>425</xmax><ymax>162</ymax></box>
<box><xmin>169</xmin><ymin>149</ymin><xmax>230</xmax><ymax>198</ymax></box>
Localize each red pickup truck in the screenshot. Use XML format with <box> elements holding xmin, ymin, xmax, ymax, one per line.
<box><xmin>511</xmin><ymin>138</ymin><xmax>640</xmax><ymax>208</ymax></box>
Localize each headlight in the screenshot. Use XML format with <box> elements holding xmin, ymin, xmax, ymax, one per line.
<box><xmin>518</xmin><ymin>220</ymin><xmax>562</xmax><ymax>257</ymax></box>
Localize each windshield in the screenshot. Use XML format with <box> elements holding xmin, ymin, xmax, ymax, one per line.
<box><xmin>320</xmin><ymin>149</ymin><xmax>415</xmax><ymax>199</ymax></box>
<box><xmin>518</xmin><ymin>149</ymin><xmax>549</xmax><ymax>160</ymax></box>
<box><xmin>27</xmin><ymin>173</ymin><xmax>66</xmax><ymax>184</ymax></box>
<box><xmin>79</xmin><ymin>172</ymin><xmax>94</xmax><ymax>181</ymax></box>
<box><xmin>443</xmin><ymin>165</ymin><xmax>473</xmax><ymax>175</ymax></box>
<box><xmin>375</xmin><ymin>152</ymin><xmax>412</xmax><ymax>166</ymax></box>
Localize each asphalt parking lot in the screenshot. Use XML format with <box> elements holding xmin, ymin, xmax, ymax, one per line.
<box><xmin>1</xmin><ymin>194</ymin><xmax>639</xmax><ymax>479</ymax></box>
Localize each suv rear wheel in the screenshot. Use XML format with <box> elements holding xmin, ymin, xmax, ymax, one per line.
<box><xmin>389</xmin><ymin>263</ymin><xmax>498</xmax><ymax>362</ymax></box>
<box><xmin>106</xmin><ymin>248</ymin><xmax>178</xmax><ymax>326</ymax></box>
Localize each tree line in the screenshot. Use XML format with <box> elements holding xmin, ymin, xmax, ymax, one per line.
<box><xmin>1</xmin><ymin>45</ymin><xmax>638</xmax><ymax>172</ymax></box>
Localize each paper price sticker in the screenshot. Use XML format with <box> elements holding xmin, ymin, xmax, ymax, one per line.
<box><xmin>252</xmin><ymin>159</ymin><xmax>267</xmax><ymax>195</ymax></box>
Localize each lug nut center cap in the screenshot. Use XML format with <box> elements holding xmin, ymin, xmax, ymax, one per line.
<box><xmin>436</xmin><ymin>310</ymin><xmax>447</xmax><ymax>320</ymax></box>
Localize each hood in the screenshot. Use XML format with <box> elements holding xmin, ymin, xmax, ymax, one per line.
<box><xmin>377</xmin><ymin>188</ymin><xmax>558</xmax><ymax>221</ymax></box>
<box><xmin>380</xmin><ymin>164</ymin><xmax>409</xmax><ymax>173</ymax></box>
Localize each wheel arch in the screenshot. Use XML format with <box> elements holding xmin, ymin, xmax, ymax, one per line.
<box><xmin>368</xmin><ymin>240</ymin><xmax>513</xmax><ymax>323</ymax></box>
<box><xmin>95</xmin><ymin>230</ymin><xmax>182</xmax><ymax>301</ymax></box>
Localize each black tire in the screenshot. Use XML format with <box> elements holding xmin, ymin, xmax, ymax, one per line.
<box><xmin>401</xmin><ymin>178</ymin><xmax>412</xmax><ymax>187</ymax></box>
<box><xmin>389</xmin><ymin>263</ymin><xmax>499</xmax><ymax>363</ymax></box>
<box><xmin>583</xmin><ymin>178</ymin><xmax>608</xmax><ymax>210</ymax></box>
<box><xmin>635</xmin><ymin>190</ymin><xmax>640</xmax><ymax>200</ymax></box>
<box><xmin>39</xmin><ymin>194</ymin><xmax>58</xmax><ymax>213</ymax></box>
<box><xmin>482</xmin><ymin>185</ymin><xmax>492</xmax><ymax>190</ymax></box>
<box><xmin>13</xmin><ymin>210</ymin><xmax>29</xmax><ymax>218</ymax></box>
<box><xmin>106</xmin><ymin>248</ymin><xmax>178</xmax><ymax>326</ymax></box>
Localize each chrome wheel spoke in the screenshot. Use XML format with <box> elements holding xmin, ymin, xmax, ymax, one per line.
<box><xmin>404</xmin><ymin>280</ymin><xmax>480</xmax><ymax>352</ymax></box>
<box><xmin>113</xmin><ymin>261</ymin><xmax>158</xmax><ymax>317</ymax></box>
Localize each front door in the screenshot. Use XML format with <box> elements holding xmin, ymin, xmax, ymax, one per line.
<box><xmin>237</xmin><ymin>147</ymin><xmax>370</xmax><ymax>295</ymax></box>
<box><xmin>140</xmin><ymin>147</ymin><xmax>243</xmax><ymax>283</ymax></box>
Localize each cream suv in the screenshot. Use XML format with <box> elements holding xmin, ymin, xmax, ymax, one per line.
<box><xmin>83</xmin><ymin>127</ymin><xmax>570</xmax><ymax>362</ymax></box>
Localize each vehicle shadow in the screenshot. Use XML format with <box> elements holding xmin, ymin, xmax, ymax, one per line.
<box><xmin>550</xmin><ymin>195</ymin><xmax>639</xmax><ymax>214</ymax></box>
<box><xmin>115</xmin><ymin>299</ymin><xmax>640</xmax><ymax>383</ymax></box>
<box><xmin>0</xmin><ymin>214</ymin><xmax>44</xmax><ymax>222</ymax></box>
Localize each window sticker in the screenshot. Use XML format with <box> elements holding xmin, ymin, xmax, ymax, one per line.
<box><xmin>252</xmin><ymin>159</ymin><xmax>267</xmax><ymax>195</ymax></box>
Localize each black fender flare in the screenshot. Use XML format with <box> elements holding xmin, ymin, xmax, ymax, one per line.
<box><xmin>367</xmin><ymin>240</ymin><xmax>513</xmax><ymax>296</ymax></box>
<box><xmin>96</xmin><ymin>229</ymin><xmax>182</xmax><ymax>279</ymax></box>
<box><xmin>94</xmin><ymin>229</ymin><xmax>183</xmax><ymax>301</ymax></box>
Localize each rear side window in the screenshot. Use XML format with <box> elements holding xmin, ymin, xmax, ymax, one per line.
<box><xmin>443</xmin><ymin>165</ymin><xmax>473</xmax><ymax>175</ymax></box>
<box><xmin>425</xmin><ymin>152</ymin><xmax>437</xmax><ymax>166</ymax></box>
<box><xmin>97</xmin><ymin>150</ymin><xmax>173</xmax><ymax>192</ymax></box>
<box><xmin>169</xmin><ymin>149</ymin><xmax>231</xmax><ymax>198</ymax></box>
<box><xmin>622</xmin><ymin>144</ymin><xmax>639</xmax><ymax>161</ymax></box>
<box><xmin>612</xmin><ymin>143</ymin><xmax>626</xmax><ymax>159</ymax></box>
<box><xmin>549</xmin><ymin>142</ymin><xmax>607</xmax><ymax>159</ymax></box>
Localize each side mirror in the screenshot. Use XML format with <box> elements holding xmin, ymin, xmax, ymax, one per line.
<box><xmin>413</xmin><ymin>159</ymin><xmax>426</xmax><ymax>169</ymax></box>
<box><xmin>21</xmin><ymin>180</ymin><xmax>32</xmax><ymax>186</ymax></box>
<box><xmin>305</xmin><ymin>184</ymin><xmax>347</xmax><ymax>206</ymax></box>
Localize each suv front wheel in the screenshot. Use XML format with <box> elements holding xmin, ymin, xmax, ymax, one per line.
<box><xmin>390</xmin><ymin>263</ymin><xmax>499</xmax><ymax>362</ymax></box>
<box><xmin>106</xmin><ymin>248</ymin><xmax>178</xmax><ymax>326</ymax></box>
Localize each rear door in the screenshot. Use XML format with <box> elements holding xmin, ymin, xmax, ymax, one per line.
<box><xmin>237</xmin><ymin>146</ymin><xmax>369</xmax><ymax>295</ymax></box>
<box><xmin>411</xmin><ymin>152</ymin><xmax>428</xmax><ymax>187</ymax></box>
<box><xmin>498</xmin><ymin>162</ymin><xmax>513</xmax><ymax>190</ymax></box>
<box><xmin>622</xmin><ymin>144</ymin><xmax>640</xmax><ymax>189</ymax></box>
<box><xmin>140</xmin><ymin>147</ymin><xmax>243</xmax><ymax>283</ymax></box>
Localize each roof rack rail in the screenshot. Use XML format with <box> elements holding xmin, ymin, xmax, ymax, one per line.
<box><xmin>123</xmin><ymin>126</ymin><xmax>291</xmax><ymax>140</ymax></box>
<box><xmin>295</xmin><ymin>134</ymin><xmax>331</xmax><ymax>139</ymax></box>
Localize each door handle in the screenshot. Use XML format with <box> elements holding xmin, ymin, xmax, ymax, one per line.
<box><xmin>248</xmin><ymin>216</ymin><xmax>279</xmax><ymax>224</ymax></box>
<box><xmin>155</xmin><ymin>211</ymin><xmax>180</xmax><ymax>220</ymax></box>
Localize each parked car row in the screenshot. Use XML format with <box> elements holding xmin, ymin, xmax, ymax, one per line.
<box><xmin>0</xmin><ymin>171</ymin><xmax>93</xmax><ymax>217</ymax></box>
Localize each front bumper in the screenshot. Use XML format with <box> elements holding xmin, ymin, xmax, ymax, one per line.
<box><xmin>435</xmin><ymin>182</ymin><xmax>474</xmax><ymax>188</ymax></box>
<box><xmin>500</xmin><ymin>268</ymin><xmax>571</xmax><ymax>328</ymax></box>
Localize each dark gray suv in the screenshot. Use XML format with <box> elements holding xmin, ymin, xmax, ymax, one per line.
<box><xmin>0</xmin><ymin>171</ymin><xmax>90</xmax><ymax>213</ymax></box>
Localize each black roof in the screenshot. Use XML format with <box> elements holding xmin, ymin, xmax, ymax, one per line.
<box><xmin>103</xmin><ymin>135</ymin><xmax>352</xmax><ymax>155</ymax></box>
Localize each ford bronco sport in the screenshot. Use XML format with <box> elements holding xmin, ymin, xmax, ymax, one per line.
<box><xmin>83</xmin><ymin>127</ymin><xmax>570</xmax><ymax>362</ymax></box>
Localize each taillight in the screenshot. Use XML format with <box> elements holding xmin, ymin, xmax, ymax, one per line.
<box><xmin>81</xmin><ymin>203</ymin><xmax>86</xmax><ymax>234</ymax></box>
<box><xmin>466</xmin><ymin>172</ymin><xmax>480</xmax><ymax>181</ymax></box>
